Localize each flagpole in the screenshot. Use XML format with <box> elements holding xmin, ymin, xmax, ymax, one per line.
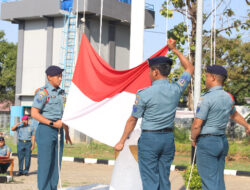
<box><xmin>129</xmin><ymin>0</ymin><xmax>145</xmax><ymax>68</ymax></box>
<box><xmin>191</xmin><ymin>0</ymin><xmax>203</xmax><ymax>164</ymax></box>
<box><xmin>194</xmin><ymin>0</ymin><xmax>203</xmax><ymax>111</ymax></box>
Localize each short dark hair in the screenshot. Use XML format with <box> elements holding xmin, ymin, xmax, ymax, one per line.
<box><xmin>150</xmin><ymin>63</ymin><xmax>172</xmax><ymax>77</ymax></box>
<box><xmin>214</xmin><ymin>74</ymin><xmax>226</xmax><ymax>84</ymax></box>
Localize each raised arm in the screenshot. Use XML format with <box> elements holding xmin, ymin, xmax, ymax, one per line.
<box><xmin>168</xmin><ymin>39</ymin><xmax>194</xmax><ymax>75</ymax></box>
<box><xmin>11</xmin><ymin>121</ymin><xmax>22</xmax><ymax>131</ymax></box>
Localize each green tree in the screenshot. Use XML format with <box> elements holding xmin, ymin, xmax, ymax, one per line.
<box><xmin>161</xmin><ymin>0</ymin><xmax>250</xmax><ymax>108</ymax></box>
<box><xmin>0</xmin><ymin>31</ymin><xmax>17</xmax><ymax>103</ymax></box>
<box><xmin>202</xmin><ymin>37</ymin><xmax>249</xmax><ymax>104</ymax></box>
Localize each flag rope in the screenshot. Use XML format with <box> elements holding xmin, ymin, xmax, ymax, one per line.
<box><xmin>58</xmin><ymin>129</ymin><xmax>62</xmax><ymax>189</ymax></box>
<box><xmin>165</xmin><ymin>0</ymin><xmax>169</xmax><ymax>42</ymax></box>
<box><xmin>184</xmin><ymin>1</ymin><xmax>196</xmax><ymax>189</ymax></box>
<box><xmin>186</xmin><ymin>146</ymin><xmax>197</xmax><ymax>190</ymax></box>
<box><xmin>98</xmin><ymin>0</ymin><xmax>104</xmax><ymax>55</ymax></box>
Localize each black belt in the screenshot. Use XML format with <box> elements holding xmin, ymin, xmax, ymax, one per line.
<box><xmin>199</xmin><ymin>134</ymin><xmax>224</xmax><ymax>137</ymax></box>
<box><xmin>19</xmin><ymin>140</ymin><xmax>31</xmax><ymax>143</ymax></box>
<box><xmin>142</xmin><ymin>128</ymin><xmax>173</xmax><ymax>133</ymax></box>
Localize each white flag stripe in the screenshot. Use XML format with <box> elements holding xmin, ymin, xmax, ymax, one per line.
<box><xmin>63</xmin><ymin>83</ymin><xmax>136</xmax><ymax>147</ymax></box>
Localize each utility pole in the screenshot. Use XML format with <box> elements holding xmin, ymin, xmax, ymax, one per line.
<box><xmin>129</xmin><ymin>0</ymin><xmax>145</xmax><ymax>68</ymax></box>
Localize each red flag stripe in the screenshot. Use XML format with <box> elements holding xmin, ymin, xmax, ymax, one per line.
<box><xmin>72</xmin><ymin>34</ymin><xmax>168</xmax><ymax>102</ymax></box>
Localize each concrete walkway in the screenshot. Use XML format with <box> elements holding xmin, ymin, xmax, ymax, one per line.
<box><xmin>0</xmin><ymin>157</ymin><xmax>249</xmax><ymax>190</ymax></box>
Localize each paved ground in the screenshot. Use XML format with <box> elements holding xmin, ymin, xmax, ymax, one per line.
<box><xmin>0</xmin><ymin>156</ymin><xmax>249</xmax><ymax>190</ymax></box>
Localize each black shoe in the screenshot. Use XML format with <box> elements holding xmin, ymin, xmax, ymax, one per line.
<box><xmin>24</xmin><ymin>173</ymin><xmax>29</xmax><ymax>176</ymax></box>
<box><xmin>17</xmin><ymin>172</ymin><xmax>23</xmax><ymax>176</ymax></box>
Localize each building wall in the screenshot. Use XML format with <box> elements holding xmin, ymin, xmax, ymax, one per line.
<box><xmin>88</xmin><ymin>18</ymin><xmax>110</xmax><ymax>63</ymax></box>
<box><xmin>82</xmin><ymin>18</ymin><xmax>130</xmax><ymax>70</ymax></box>
<box><xmin>22</xmin><ymin>19</ymin><xmax>47</xmax><ymax>99</ymax></box>
<box><xmin>53</xmin><ymin>17</ymin><xmax>64</xmax><ymax>67</ymax></box>
<box><xmin>115</xmin><ymin>23</ymin><xmax>130</xmax><ymax>70</ymax></box>
<box><xmin>20</xmin><ymin>97</ymin><xmax>34</xmax><ymax>106</ymax></box>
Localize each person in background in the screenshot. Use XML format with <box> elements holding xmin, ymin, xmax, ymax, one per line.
<box><xmin>11</xmin><ymin>115</ymin><xmax>35</xmax><ymax>176</ymax></box>
<box><xmin>0</xmin><ymin>136</ymin><xmax>11</xmax><ymax>174</ymax></box>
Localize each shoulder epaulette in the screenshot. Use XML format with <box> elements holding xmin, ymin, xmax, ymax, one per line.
<box><xmin>137</xmin><ymin>86</ymin><xmax>149</xmax><ymax>93</ymax></box>
<box><xmin>226</xmin><ymin>91</ymin><xmax>235</xmax><ymax>109</ymax></box>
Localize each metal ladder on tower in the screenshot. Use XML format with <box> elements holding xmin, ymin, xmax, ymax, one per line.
<box><xmin>60</xmin><ymin>9</ymin><xmax>77</xmax><ymax>96</ymax></box>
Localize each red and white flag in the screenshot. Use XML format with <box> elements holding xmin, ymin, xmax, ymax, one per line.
<box><xmin>62</xmin><ymin>34</ymin><xmax>168</xmax><ymax>146</ymax></box>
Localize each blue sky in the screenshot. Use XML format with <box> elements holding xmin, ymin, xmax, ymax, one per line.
<box><xmin>0</xmin><ymin>0</ymin><xmax>249</xmax><ymax>60</ymax></box>
<box><xmin>144</xmin><ymin>0</ymin><xmax>249</xmax><ymax>59</ymax></box>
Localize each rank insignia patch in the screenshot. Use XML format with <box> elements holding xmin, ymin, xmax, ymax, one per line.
<box><xmin>196</xmin><ymin>107</ymin><xmax>200</xmax><ymax>113</ymax></box>
<box><xmin>133</xmin><ymin>105</ymin><xmax>138</xmax><ymax>113</ymax></box>
<box><xmin>135</xmin><ymin>95</ymin><xmax>140</xmax><ymax>105</ymax></box>
<box><xmin>38</xmin><ymin>90</ymin><xmax>46</xmax><ymax>100</ymax></box>
<box><xmin>178</xmin><ymin>79</ymin><xmax>185</xmax><ymax>86</ymax></box>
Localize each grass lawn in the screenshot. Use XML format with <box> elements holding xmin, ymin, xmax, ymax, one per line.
<box><xmin>63</xmin><ymin>142</ymin><xmax>115</xmax><ymax>160</ymax></box>
<box><xmin>4</xmin><ymin>136</ymin><xmax>250</xmax><ymax>171</ymax></box>
<box><xmin>174</xmin><ymin>141</ymin><xmax>250</xmax><ymax>171</ymax></box>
